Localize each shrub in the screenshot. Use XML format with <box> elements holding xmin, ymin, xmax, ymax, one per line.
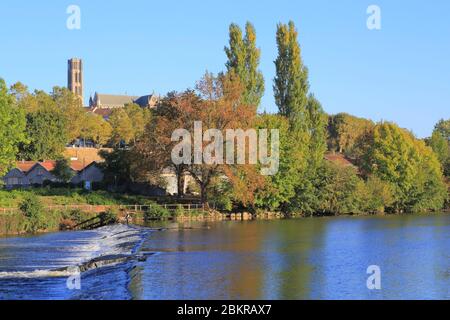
<box><xmin>144</xmin><ymin>201</ymin><xmax>170</xmax><ymax>220</ymax></box>
<box><xmin>19</xmin><ymin>194</ymin><xmax>46</xmax><ymax>233</ymax></box>
<box><xmin>174</xmin><ymin>204</ymin><xmax>185</xmax><ymax>217</ymax></box>
<box><xmin>356</xmin><ymin>176</ymin><xmax>394</xmax><ymax>214</ymax></box>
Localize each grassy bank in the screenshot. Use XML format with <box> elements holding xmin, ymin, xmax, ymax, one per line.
<box><xmin>0</xmin><ymin>187</ymin><xmax>155</xmax><ymax>208</ymax></box>
<box><xmin>0</xmin><ymin>188</ymin><xmax>167</xmax><ymax>235</ymax></box>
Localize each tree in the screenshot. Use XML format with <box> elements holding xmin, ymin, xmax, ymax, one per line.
<box><xmin>187</xmin><ymin>72</ymin><xmax>259</xmax><ymax>203</ymax></box>
<box><xmin>51</xmin><ymin>86</ymin><xmax>85</xmax><ymax>142</ymax></box>
<box><xmin>20</xmin><ymin>104</ymin><xmax>68</xmax><ymax>160</ymax></box>
<box><xmin>428</xmin><ymin>130</ymin><xmax>448</xmax><ymax>168</ymax></box>
<box><xmin>255</xmin><ymin>114</ymin><xmax>299</xmax><ymax>211</ymax></box>
<box><xmin>9</xmin><ymin>82</ymin><xmax>29</xmax><ymax>102</ymax></box>
<box><xmin>99</xmin><ymin>148</ymin><xmax>136</xmax><ymax>188</ymax></box>
<box><xmin>355</xmin><ymin>176</ymin><xmax>394</xmax><ymax>214</ymax></box>
<box><xmin>109</xmin><ymin>108</ymin><xmax>134</xmax><ymax>146</ymax></box>
<box><xmin>327</xmin><ymin>113</ymin><xmax>374</xmax><ymax>155</ymax></box>
<box><xmin>225</xmin><ymin>22</ymin><xmax>265</xmax><ymax>107</ymax></box>
<box><xmin>134</xmin><ymin>91</ymin><xmax>203</xmax><ymax>197</ymax></box>
<box><xmin>124</xmin><ymin>103</ymin><xmax>150</xmax><ymax>143</ymax></box>
<box><xmin>306</xmin><ymin>94</ymin><xmax>327</xmax><ymax>170</ymax></box>
<box><xmin>434</xmin><ymin>119</ymin><xmax>450</xmax><ymax>141</ymax></box>
<box><xmin>273</xmin><ymin>21</ymin><xmax>309</xmax><ymax>124</ymax></box>
<box><xmin>271</xmin><ymin>21</ymin><xmax>328</xmax><ymax>214</ymax></box>
<box><xmin>428</xmin><ymin>119</ymin><xmax>450</xmax><ymax>177</ymax></box>
<box><xmin>52</xmin><ymin>158</ymin><xmax>75</xmax><ymax>183</ymax></box>
<box><xmin>19</xmin><ymin>194</ymin><xmax>46</xmax><ymax>233</ymax></box>
<box><xmin>80</xmin><ymin>113</ymin><xmax>112</xmax><ymax>147</ymax></box>
<box><xmin>0</xmin><ymin>79</ymin><xmax>27</xmax><ymax>176</ymax></box>
<box><xmin>136</xmin><ymin>73</ymin><xmax>260</xmax><ymax>203</ymax></box>
<box><xmin>362</xmin><ymin>122</ymin><xmax>446</xmax><ymax>212</ymax></box>
<box><xmin>317</xmin><ymin>163</ymin><xmax>361</xmax><ymax>215</ymax></box>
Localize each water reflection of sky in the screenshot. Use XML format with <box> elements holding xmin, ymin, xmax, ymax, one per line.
<box><xmin>134</xmin><ymin>215</ymin><xmax>450</xmax><ymax>300</ymax></box>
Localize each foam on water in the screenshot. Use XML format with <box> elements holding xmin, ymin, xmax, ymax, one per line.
<box><xmin>0</xmin><ymin>224</ymin><xmax>150</xmax><ymax>299</ymax></box>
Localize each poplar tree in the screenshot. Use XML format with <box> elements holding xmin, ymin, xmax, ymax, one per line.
<box><xmin>271</xmin><ymin>21</ymin><xmax>330</xmax><ymax>214</ymax></box>
<box><xmin>225</xmin><ymin>22</ymin><xmax>265</xmax><ymax>107</ymax></box>
<box><xmin>273</xmin><ymin>21</ymin><xmax>309</xmax><ymax>128</ymax></box>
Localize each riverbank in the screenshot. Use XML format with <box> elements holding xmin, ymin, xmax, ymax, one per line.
<box><xmin>1</xmin><ymin>200</ymin><xmax>448</xmax><ymax>236</ymax></box>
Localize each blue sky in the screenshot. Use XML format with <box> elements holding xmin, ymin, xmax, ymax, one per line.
<box><xmin>0</xmin><ymin>0</ymin><xmax>449</xmax><ymax>138</ymax></box>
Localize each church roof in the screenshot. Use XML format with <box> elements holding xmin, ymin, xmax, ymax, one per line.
<box><xmin>95</xmin><ymin>94</ymin><xmax>139</xmax><ymax>107</ymax></box>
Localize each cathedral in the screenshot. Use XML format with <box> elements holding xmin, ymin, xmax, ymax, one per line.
<box><xmin>67</xmin><ymin>58</ymin><xmax>159</xmax><ymax>119</ymax></box>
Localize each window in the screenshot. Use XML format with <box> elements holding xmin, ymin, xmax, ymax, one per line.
<box><xmin>8</xmin><ymin>178</ymin><xmax>19</xmax><ymax>185</ymax></box>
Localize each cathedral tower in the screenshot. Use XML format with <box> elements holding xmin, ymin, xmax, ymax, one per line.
<box><xmin>68</xmin><ymin>58</ymin><xmax>83</xmax><ymax>103</ymax></box>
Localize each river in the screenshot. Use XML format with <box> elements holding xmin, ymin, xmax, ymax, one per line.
<box><xmin>0</xmin><ymin>214</ymin><xmax>449</xmax><ymax>299</ymax></box>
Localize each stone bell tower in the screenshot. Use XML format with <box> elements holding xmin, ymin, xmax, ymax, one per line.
<box><xmin>67</xmin><ymin>58</ymin><xmax>83</xmax><ymax>103</ymax></box>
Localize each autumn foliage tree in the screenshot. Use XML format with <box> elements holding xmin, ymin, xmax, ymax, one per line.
<box><xmin>135</xmin><ymin>72</ymin><xmax>265</xmax><ymax>204</ymax></box>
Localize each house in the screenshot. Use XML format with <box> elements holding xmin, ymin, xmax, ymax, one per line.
<box><xmin>2</xmin><ymin>168</ymin><xmax>31</xmax><ymax>189</ymax></box>
<box><xmin>26</xmin><ymin>162</ymin><xmax>60</xmax><ymax>185</ymax></box>
<box><xmin>1</xmin><ymin>160</ymin><xmax>102</xmax><ymax>189</ymax></box>
<box><xmin>71</xmin><ymin>161</ymin><xmax>104</xmax><ymax>185</ymax></box>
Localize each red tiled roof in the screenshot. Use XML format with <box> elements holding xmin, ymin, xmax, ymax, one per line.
<box><xmin>324</xmin><ymin>153</ymin><xmax>355</xmax><ymax>167</ymax></box>
<box><xmin>39</xmin><ymin>161</ymin><xmax>57</xmax><ymax>171</ymax></box>
<box><xmin>69</xmin><ymin>160</ymin><xmax>86</xmax><ymax>171</ymax></box>
<box><xmin>16</xmin><ymin>161</ymin><xmax>37</xmax><ymax>172</ymax></box>
<box><xmin>15</xmin><ymin>160</ymin><xmax>88</xmax><ymax>173</ymax></box>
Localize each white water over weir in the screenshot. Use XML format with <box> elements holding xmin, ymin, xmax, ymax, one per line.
<box><xmin>0</xmin><ymin>224</ymin><xmax>151</xmax><ymax>299</ymax></box>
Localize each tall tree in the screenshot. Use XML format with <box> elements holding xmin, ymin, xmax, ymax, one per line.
<box><xmin>273</xmin><ymin>21</ymin><xmax>309</xmax><ymax>126</ymax></box>
<box><xmin>225</xmin><ymin>22</ymin><xmax>265</xmax><ymax>107</ymax></box>
<box><xmin>0</xmin><ymin>79</ymin><xmax>27</xmax><ymax>176</ymax></box>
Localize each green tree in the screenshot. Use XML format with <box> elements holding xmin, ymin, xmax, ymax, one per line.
<box><xmin>255</xmin><ymin>114</ymin><xmax>300</xmax><ymax>211</ymax></box>
<box><xmin>363</xmin><ymin>122</ymin><xmax>446</xmax><ymax>212</ymax></box>
<box><xmin>225</xmin><ymin>22</ymin><xmax>265</xmax><ymax>107</ymax></box>
<box><xmin>318</xmin><ymin>163</ymin><xmax>361</xmax><ymax>215</ymax></box>
<box><xmin>21</xmin><ymin>105</ymin><xmax>68</xmax><ymax>160</ymax></box>
<box><xmin>434</xmin><ymin>119</ymin><xmax>450</xmax><ymax>141</ymax></box>
<box><xmin>272</xmin><ymin>21</ymin><xmax>328</xmax><ymax>214</ymax></box>
<box><xmin>52</xmin><ymin>158</ymin><xmax>75</xmax><ymax>183</ymax></box>
<box><xmin>355</xmin><ymin>176</ymin><xmax>394</xmax><ymax>214</ymax></box>
<box><xmin>274</xmin><ymin>21</ymin><xmax>309</xmax><ymax>124</ymax></box>
<box><xmin>51</xmin><ymin>86</ymin><xmax>85</xmax><ymax>142</ymax></box>
<box><xmin>124</xmin><ymin>103</ymin><xmax>150</xmax><ymax>143</ymax></box>
<box><xmin>19</xmin><ymin>194</ymin><xmax>46</xmax><ymax>233</ymax></box>
<box><xmin>273</xmin><ymin>20</ymin><xmax>311</xmax><ymax>182</ymax></box>
<box><xmin>327</xmin><ymin>113</ymin><xmax>374</xmax><ymax>155</ymax></box>
<box><xmin>306</xmin><ymin>94</ymin><xmax>327</xmax><ymax>170</ymax></box>
<box><xmin>80</xmin><ymin>113</ymin><xmax>112</xmax><ymax>147</ymax></box>
<box><xmin>428</xmin><ymin>120</ymin><xmax>450</xmax><ymax>177</ymax></box>
<box><xmin>109</xmin><ymin>108</ymin><xmax>134</xmax><ymax>146</ymax></box>
<box><xmin>0</xmin><ymin>79</ymin><xmax>27</xmax><ymax>176</ymax></box>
